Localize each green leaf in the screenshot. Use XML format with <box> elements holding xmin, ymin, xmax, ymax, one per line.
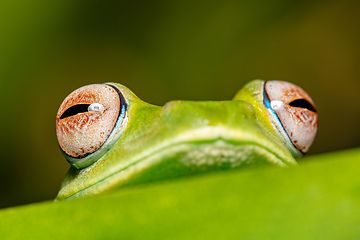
<box><xmin>1</xmin><ymin>148</ymin><xmax>359</xmax><ymax>239</ymax></box>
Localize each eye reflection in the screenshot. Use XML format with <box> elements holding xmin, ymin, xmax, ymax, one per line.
<box><xmin>88</xmin><ymin>103</ymin><xmax>104</xmax><ymax>112</ymax></box>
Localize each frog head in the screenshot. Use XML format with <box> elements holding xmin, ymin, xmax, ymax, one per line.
<box><xmin>55</xmin><ymin>80</ymin><xmax>318</xmax><ymax>200</ymax></box>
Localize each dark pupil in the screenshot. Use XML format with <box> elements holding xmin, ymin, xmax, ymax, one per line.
<box><xmin>289</xmin><ymin>99</ymin><xmax>317</xmax><ymax>112</ymax></box>
<box><xmin>60</xmin><ymin>104</ymin><xmax>90</xmax><ymax>119</ymax></box>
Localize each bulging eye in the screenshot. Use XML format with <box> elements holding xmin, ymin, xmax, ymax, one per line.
<box><xmin>56</xmin><ymin>84</ymin><xmax>127</xmax><ymax>169</ymax></box>
<box><xmin>263</xmin><ymin>81</ymin><xmax>318</xmax><ymax>154</ymax></box>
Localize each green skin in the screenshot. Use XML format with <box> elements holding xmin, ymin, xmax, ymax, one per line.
<box><xmin>2</xmin><ymin>80</ymin><xmax>360</xmax><ymax>239</ymax></box>
<box><xmin>56</xmin><ymin>80</ymin><xmax>299</xmax><ymax>201</ymax></box>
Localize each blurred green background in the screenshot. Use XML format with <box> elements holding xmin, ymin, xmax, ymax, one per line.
<box><xmin>0</xmin><ymin>0</ymin><xmax>359</xmax><ymax>208</ymax></box>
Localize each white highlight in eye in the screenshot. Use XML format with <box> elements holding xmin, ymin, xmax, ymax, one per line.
<box><xmin>270</xmin><ymin>100</ymin><xmax>283</xmax><ymax>110</ymax></box>
<box><xmin>88</xmin><ymin>103</ymin><xmax>104</xmax><ymax>112</ymax></box>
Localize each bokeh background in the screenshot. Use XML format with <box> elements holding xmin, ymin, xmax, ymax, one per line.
<box><xmin>0</xmin><ymin>0</ymin><xmax>359</xmax><ymax>208</ymax></box>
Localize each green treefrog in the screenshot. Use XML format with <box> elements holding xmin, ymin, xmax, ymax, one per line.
<box><xmin>55</xmin><ymin>80</ymin><xmax>318</xmax><ymax>200</ymax></box>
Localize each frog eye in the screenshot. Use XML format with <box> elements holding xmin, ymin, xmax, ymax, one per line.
<box><xmin>263</xmin><ymin>81</ymin><xmax>318</xmax><ymax>154</ymax></box>
<box><xmin>56</xmin><ymin>84</ymin><xmax>127</xmax><ymax>169</ymax></box>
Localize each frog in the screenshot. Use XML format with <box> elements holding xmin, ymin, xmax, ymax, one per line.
<box><xmin>55</xmin><ymin>80</ymin><xmax>318</xmax><ymax>201</ymax></box>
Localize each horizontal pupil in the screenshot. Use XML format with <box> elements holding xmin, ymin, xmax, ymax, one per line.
<box><xmin>289</xmin><ymin>99</ymin><xmax>317</xmax><ymax>112</ymax></box>
<box><xmin>60</xmin><ymin>104</ymin><xmax>91</xmax><ymax>119</ymax></box>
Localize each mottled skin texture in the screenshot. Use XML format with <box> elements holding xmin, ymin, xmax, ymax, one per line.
<box><xmin>56</xmin><ymin>85</ymin><xmax>121</xmax><ymax>158</ymax></box>
<box><xmin>265</xmin><ymin>81</ymin><xmax>318</xmax><ymax>152</ymax></box>
<box><xmin>56</xmin><ymin>80</ymin><xmax>317</xmax><ymax>200</ymax></box>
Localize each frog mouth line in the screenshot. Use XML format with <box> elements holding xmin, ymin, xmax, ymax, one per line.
<box><xmin>57</xmin><ymin>127</ymin><xmax>296</xmax><ymax>201</ymax></box>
